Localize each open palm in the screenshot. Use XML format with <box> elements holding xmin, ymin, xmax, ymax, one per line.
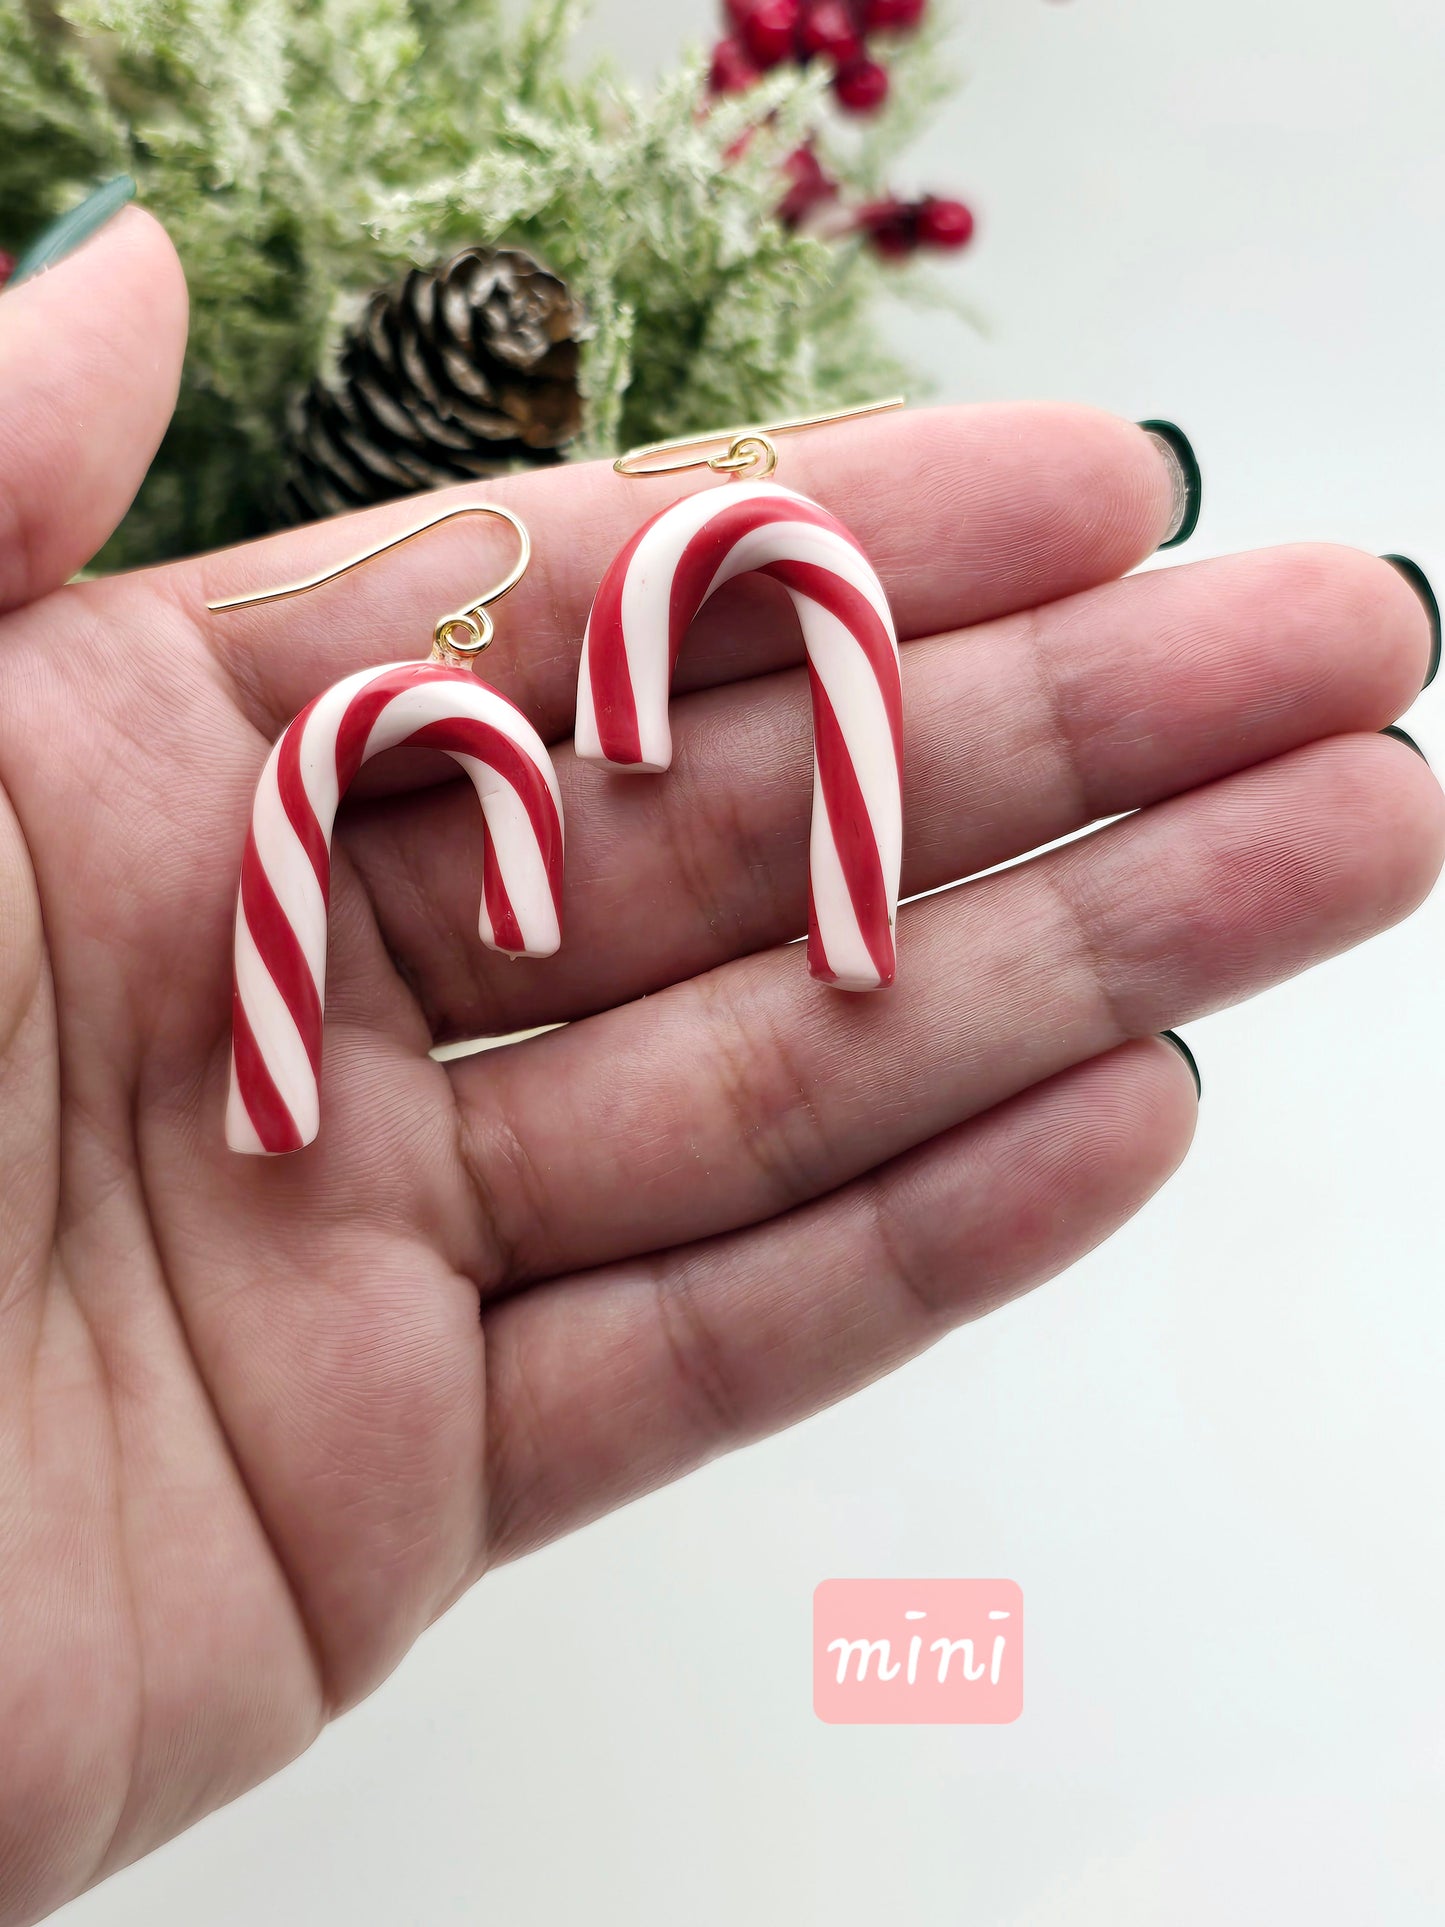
<box><xmin>1</xmin><ymin>210</ymin><xmax>1439</xmax><ymax>1925</ymax></box>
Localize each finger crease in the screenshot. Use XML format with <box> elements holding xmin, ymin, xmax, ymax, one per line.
<box><xmin>861</xmin><ymin>1169</ymin><xmax>948</xmax><ymax>1330</ymax></box>
<box><xmin>1040</xmin><ymin>862</ymin><xmax>1133</xmax><ymax>1050</ymax></box>
<box><xmin>453</xmin><ymin>1094</ymin><xmax>543</xmax><ymax>1286</ymax></box>
<box><xmin>652</xmin><ymin>1261</ymin><xmax>746</xmax><ymax>1448</ymax></box>
<box><xmin>1018</xmin><ymin>604</ymin><xmax>1098</xmax><ymax>829</ymax></box>
<box><xmin>704</xmin><ymin>978</ymin><xmax>832</xmax><ymax>1212</ymax></box>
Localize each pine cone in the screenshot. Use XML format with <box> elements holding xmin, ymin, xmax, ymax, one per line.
<box><xmin>285</xmin><ymin>246</ymin><xmax>588</xmax><ymax>522</ymax></box>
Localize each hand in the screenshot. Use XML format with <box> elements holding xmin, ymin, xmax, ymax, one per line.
<box><xmin>0</xmin><ymin>210</ymin><xmax>1439</xmax><ymax>1926</ymax></box>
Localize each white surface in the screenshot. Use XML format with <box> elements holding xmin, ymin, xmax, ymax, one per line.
<box><xmin>65</xmin><ymin>2</ymin><xmax>1445</xmax><ymax>1922</ymax></box>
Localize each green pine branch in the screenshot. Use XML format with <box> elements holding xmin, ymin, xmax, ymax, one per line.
<box><xmin>0</xmin><ymin>0</ymin><xmax>961</xmax><ymax>566</ymax></box>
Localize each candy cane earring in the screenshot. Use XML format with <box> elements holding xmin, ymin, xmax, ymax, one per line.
<box><xmin>577</xmin><ymin>398</ymin><xmax>905</xmax><ymax>992</ymax></box>
<box><xmin>209</xmin><ymin>504</ymin><xmax>564</xmax><ymax>1155</ymax></box>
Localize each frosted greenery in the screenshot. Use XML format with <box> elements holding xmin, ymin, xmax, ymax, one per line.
<box><xmin>1</xmin><ymin>0</ymin><xmax>957</xmax><ymax>566</ymax></box>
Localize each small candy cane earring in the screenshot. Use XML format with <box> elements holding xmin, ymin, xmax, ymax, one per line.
<box><xmin>577</xmin><ymin>397</ymin><xmax>905</xmax><ymax>992</ymax></box>
<box><xmin>210</xmin><ymin>504</ymin><xmax>564</xmax><ymax>1156</ymax></box>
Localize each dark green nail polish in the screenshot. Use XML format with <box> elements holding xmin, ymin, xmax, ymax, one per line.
<box><xmin>1138</xmin><ymin>421</ymin><xmax>1202</xmax><ymax>550</ymax></box>
<box><xmin>9</xmin><ymin>176</ymin><xmax>136</xmax><ymax>289</ymax></box>
<box><xmin>1381</xmin><ymin>555</ymin><xmax>1441</xmax><ymax>692</ymax></box>
<box><xmin>1159</xmin><ymin>1030</ymin><xmax>1202</xmax><ymax>1099</ymax></box>
<box><xmin>1380</xmin><ymin>723</ymin><xmax>1429</xmax><ymax>765</ymax></box>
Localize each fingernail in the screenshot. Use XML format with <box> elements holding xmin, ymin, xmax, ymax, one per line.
<box><xmin>1380</xmin><ymin>723</ymin><xmax>1429</xmax><ymax>765</ymax></box>
<box><xmin>1380</xmin><ymin>555</ymin><xmax>1441</xmax><ymax>692</ymax></box>
<box><xmin>1138</xmin><ymin>421</ymin><xmax>1202</xmax><ymax>550</ymax></box>
<box><xmin>1159</xmin><ymin>1030</ymin><xmax>1202</xmax><ymax>1099</ymax></box>
<box><xmin>8</xmin><ymin>176</ymin><xmax>136</xmax><ymax>289</ymax></box>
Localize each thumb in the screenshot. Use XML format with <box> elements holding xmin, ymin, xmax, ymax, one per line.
<box><xmin>0</xmin><ymin>194</ymin><xmax>188</xmax><ymax>613</ymax></box>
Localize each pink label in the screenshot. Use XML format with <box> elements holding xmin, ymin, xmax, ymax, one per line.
<box><xmin>813</xmin><ymin>1580</ymin><xmax>1023</xmax><ymax>1724</ymax></box>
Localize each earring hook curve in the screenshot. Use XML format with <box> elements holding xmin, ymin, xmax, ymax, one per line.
<box><xmin>613</xmin><ymin>395</ymin><xmax>905</xmax><ymax>482</ymax></box>
<box><xmin>207</xmin><ymin>501</ymin><xmax>532</xmax><ymax>665</ymax></box>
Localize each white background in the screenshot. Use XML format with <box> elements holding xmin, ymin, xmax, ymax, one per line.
<box><xmin>66</xmin><ymin>2</ymin><xmax>1445</xmax><ymax>1922</ymax></box>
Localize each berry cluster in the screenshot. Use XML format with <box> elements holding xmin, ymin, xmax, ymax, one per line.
<box><xmin>710</xmin><ymin>0</ymin><xmax>927</xmax><ymax>116</ymax></box>
<box><xmin>856</xmin><ymin>192</ymin><xmax>974</xmax><ymax>257</ymax></box>
<box><xmin>708</xmin><ymin>0</ymin><xmax>974</xmax><ymax>262</ymax></box>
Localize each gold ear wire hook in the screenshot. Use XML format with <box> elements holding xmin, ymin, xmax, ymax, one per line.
<box><xmin>614</xmin><ymin>395</ymin><xmax>906</xmax><ymax>482</ymax></box>
<box><xmin>207</xmin><ymin>501</ymin><xmax>532</xmax><ymax>667</ymax></box>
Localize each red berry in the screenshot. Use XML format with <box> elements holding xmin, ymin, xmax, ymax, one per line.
<box><xmin>777</xmin><ymin>143</ymin><xmax>838</xmax><ymax>226</ymax></box>
<box><xmin>709</xmin><ymin>35</ymin><xmax>764</xmax><ymax>94</ymax></box>
<box><xmin>724</xmin><ymin>0</ymin><xmax>765</xmax><ymax>25</ymax></box>
<box><xmin>864</xmin><ymin>0</ymin><xmax>927</xmax><ymax>29</ymax></box>
<box><xmin>742</xmin><ymin>0</ymin><xmax>801</xmax><ymax>66</ymax></box>
<box><xmin>833</xmin><ymin>55</ymin><xmax>889</xmax><ymax>112</ymax></box>
<box><xmin>799</xmin><ymin>0</ymin><xmax>862</xmax><ymax>61</ymax></box>
<box><xmin>857</xmin><ymin>198</ymin><xmax>919</xmax><ymax>258</ymax></box>
<box><xmin>0</xmin><ymin>249</ymin><xmax>16</xmax><ymax>290</ymax></box>
<box><xmin>916</xmin><ymin>195</ymin><xmax>974</xmax><ymax>249</ymax></box>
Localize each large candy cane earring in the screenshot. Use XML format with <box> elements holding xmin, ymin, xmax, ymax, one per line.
<box><xmin>209</xmin><ymin>504</ymin><xmax>564</xmax><ymax>1156</ymax></box>
<box><xmin>577</xmin><ymin>398</ymin><xmax>905</xmax><ymax>992</ymax></box>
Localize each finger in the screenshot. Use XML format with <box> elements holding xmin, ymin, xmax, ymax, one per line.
<box><xmin>0</xmin><ymin>206</ymin><xmax>187</xmax><ymax>612</ymax></box>
<box><xmin>350</xmin><ymin>543</ymin><xmax>1431</xmax><ymax>1038</ymax></box>
<box><xmin>448</xmin><ymin>732</ymin><xmax>1443</xmax><ymax>1285</ymax></box>
<box><xmin>479</xmin><ymin>1038</ymin><xmax>1197</xmax><ymax>1564</ymax></box>
<box><xmin>192</xmin><ymin>402</ymin><xmax>1184</xmax><ymax>736</ymax></box>
<box><xmin>0</xmin><ymin>778</ymin><xmax>54</xmax><ymax>1334</ymax></box>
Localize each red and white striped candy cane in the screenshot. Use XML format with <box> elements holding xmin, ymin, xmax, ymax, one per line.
<box><xmin>576</xmin><ymin>480</ymin><xmax>902</xmax><ymax>991</ymax></box>
<box><xmin>229</xmin><ymin>661</ymin><xmax>564</xmax><ymax>1156</ymax></box>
